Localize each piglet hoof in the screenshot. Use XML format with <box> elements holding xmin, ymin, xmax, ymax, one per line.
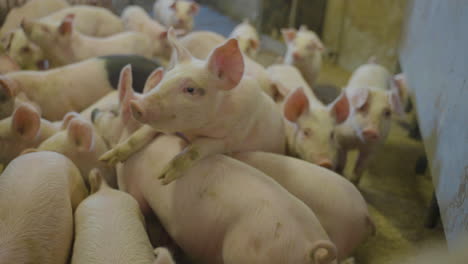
<box><xmin>158</xmin><ymin>149</ymin><xmax>197</xmax><ymax>185</ymax></box>
<box><xmin>99</xmin><ymin>149</ymin><xmax>122</xmax><ymax>166</ymax></box>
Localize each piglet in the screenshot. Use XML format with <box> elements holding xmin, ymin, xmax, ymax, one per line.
<box><xmin>334</xmin><ymin>63</ymin><xmax>404</xmax><ymax>184</ymax></box>
<box><xmin>22</xmin><ymin>14</ymin><xmax>153</xmax><ymax>67</ymax></box>
<box><xmin>232</xmin><ymin>151</ymin><xmax>375</xmax><ymax>260</ymax></box>
<box><xmin>153</xmin><ymin>0</ymin><xmax>199</xmax><ymax>33</ymax></box>
<box><xmin>0</xmin><ymin>151</ymin><xmax>88</xmax><ymax>264</ymax></box>
<box><xmin>1</xmin><ymin>29</ymin><xmax>47</xmax><ymax>70</ymax></box>
<box><xmin>117</xmin><ymin>133</ymin><xmax>337</xmax><ymax>264</ymax></box>
<box><xmin>40</xmin><ymin>5</ymin><xmax>124</xmax><ymax>37</ymax></box>
<box><xmin>0</xmin><ymin>103</ymin><xmax>58</xmax><ymax>166</ymax></box>
<box><xmin>122</xmin><ymin>5</ymin><xmax>173</xmax><ymax>60</ymax></box>
<box><xmin>229</xmin><ymin>19</ymin><xmax>260</xmax><ymax>58</ymax></box>
<box><xmin>100</xmin><ymin>29</ymin><xmax>285</xmax><ymax>184</ymax></box>
<box><xmin>267</xmin><ymin>64</ymin><xmax>348</xmax><ymax>169</ymax></box>
<box><xmin>71</xmin><ymin>169</ymin><xmax>169</xmax><ymax>264</ymax></box>
<box><xmin>282</xmin><ymin>25</ymin><xmax>324</xmax><ymax>88</ymax></box>
<box><xmin>0</xmin><ymin>0</ymin><xmax>69</xmax><ymax>37</ymax></box>
<box><xmin>0</xmin><ymin>55</ymin><xmax>160</xmax><ymax>120</ymax></box>
<box><xmin>36</xmin><ymin>114</ymin><xmax>117</xmax><ymax>188</ymax></box>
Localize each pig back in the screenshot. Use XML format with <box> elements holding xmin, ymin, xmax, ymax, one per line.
<box><xmin>121</xmin><ymin>135</ymin><xmax>332</xmax><ymax>264</ymax></box>
<box><xmin>0</xmin><ymin>151</ymin><xmax>87</xmax><ymax>264</ymax></box>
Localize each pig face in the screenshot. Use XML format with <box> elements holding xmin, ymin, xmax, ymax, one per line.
<box><xmin>1</xmin><ymin>30</ymin><xmax>47</xmax><ymax>70</ymax></box>
<box><xmin>0</xmin><ymin>104</ymin><xmax>40</xmax><ymax>164</ymax></box>
<box><xmin>169</xmin><ymin>1</ymin><xmax>199</xmax><ymax>32</ymax></box>
<box><xmin>283</xmin><ymin>88</ymin><xmax>348</xmax><ymax>169</ymax></box>
<box><xmin>345</xmin><ymin>87</ymin><xmax>401</xmax><ymax>143</ymax></box>
<box><xmin>282</xmin><ymin>25</ymin><xmax>324</xmax><ymax>62</ymax></box>
<box><xmin>21</xmin><ymin>15</ymin><xmax>75</xmax><ymax>61</ymax></box>
<box><xmin>91</xmin><ymin>65</ymin><xmax>145</xmax><ymax>146</ymax></box>
<box><xmin>129</xmin><ymin>30</ymin><xmax>244</xmax><ymax>134</ymax></box>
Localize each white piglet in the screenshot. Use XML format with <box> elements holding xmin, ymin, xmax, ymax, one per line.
<box><xmin>153</xmin><ymin>0</ymin><xmax>199</xmax><ymax>33</ymax></box>
<box><xmin>229</xmin><ymin>19</ymin><xmax>260</xmax><ymax>58</ymax></box>
<box><xmin>334</xmin><ymin>63</ymin><xmax>404</xmax><ymax>184</ymax></box>
<box><xmin>100</xmin><ymin>29</ymin><xmax>285</xmax><ymax>184</ymax></box>
<box><xmin>282</xmin><ymin>25</ymin><xmax>324</xmax><ymax>88</ymax></box>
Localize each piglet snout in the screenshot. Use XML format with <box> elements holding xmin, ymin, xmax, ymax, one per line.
<box><xmin>317</xmin><ymin>159</ymin><xmax>333</xmax><ymax>170</ymax></box>
<box><xmin>293</xmin><ymin>52</ymin><xmax>301</xmax><ymax>61</ymax></box>
<box><xmin>362</xmin><ymin>128</ymin><xmax>380</xmax><ymax>141</ymax></box>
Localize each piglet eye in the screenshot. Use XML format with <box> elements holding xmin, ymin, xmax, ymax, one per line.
<box><xmin>21</xmin><ymin>46</ymin><xmax>30</xmax><ymax>53</ymax></box>
<box><xmin>184</xmin><ymin>87</ymin><xmax>196</xmax><ymax>94</ymax></box>
<box><xmin>303</xmin><ymin>128</ymin><xmax>312</xmax><ymax>137</ymax></box>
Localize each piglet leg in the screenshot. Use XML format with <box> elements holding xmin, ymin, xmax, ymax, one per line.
<box><xmin>349</xmin><ymin>148</ymin><xmax>373</xmax><ymax>184</ymax></box>
<box><xmin>159</xmin><ymin>137</ymin><xmax>225</xmax><ymax>185</ymax></box>
<box><xmin>100</xmin><ymin>125</ymin><xmax>160</xmax><ymax>165</ymax></box>
<box><xmin>335</xmin><ymin>148</ymin><xmax>347</xmax><ymax>175</ymax></box>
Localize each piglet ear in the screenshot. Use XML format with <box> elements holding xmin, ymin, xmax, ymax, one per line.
<box><xmin>329</xmin><ymin>92</ymin><xmax>350</xmax><ymax>124</ymax></box>
<box><xmin>283</xmin><ymin>87</ymin><xmax>309</xmax><ymax>123</ymax></box>
<box><xmin>67</xmin><ymin>118</ymin><xmax>95</xmax><ymax>152</ymax></box>
<box><xmin>170</xmin><ymin>2</ymin><xmax>177</xmax><ymax>10</ymax></box>
<box><xmin>118</xmin><ymin>64</ymin><xmax>133</xmax><ymax>103</ymax></box>
<box><xmin>167</xmin><ymin>27</ymin><xmax>192</xmax><ymax>63</ymax></box>
<box><xmin>11</xmin><ymin>104</ymin><xmax>40</xmax><ymax>140</ymax></box>
<box><xmin>190</xmin><ymin>2</ymin><xmax>199</xmax><ymax>14</ymax></box>
<box><xmin>61</xmin><ymin>112</ymin><xmax>80</xmax><ymax>129</ymax></box>
<box><xmin>206</xmin><ymin>38</ymin><xmax>244</xmax><ymax>90</ymax></box>
<box><xmin>117</xmin><ymin>65</ymin><xmax>138</xmax><ymax>123</ymax></box>
<box><xmin>89</xmin><ymin>168</ymin><xmax>108</xmax><ymax>194</ymax></box>
<box><xmin>388</xmin><ymin>89</ymin><xmax>404</xmax><ymax>116</ymax></box>
<box><xmin>143</xmin><ymin>67</ymin><xmax>164</xmax><ymax>94</ymax></box>
<box><xmin>159</xmin><ymin>30</ymin><xmax>168</xmax><ymax>39</ymax></box>
<box><xmin>281</xmin><ymin>28</ymin><xmax>296</xmax><ymax>42</ymax></box>
<box><xmin>59</xmin><ymin>14</ymin><xmax>75</xmax><ymax>35</ymax></box>
<box><xmin>349</xmin><ymin>88</ymin><xmax>369</xmax><ymax>109</ymax></box>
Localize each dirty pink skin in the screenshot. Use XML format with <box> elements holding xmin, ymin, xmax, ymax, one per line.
<box><xmin>122</xmin><ymin>5</ymin><xmax>173</xmax><ymax>60</ymax></box>
<box><xmin>0</xmin><ymin>103</ymin><xmax>58</xmax><ymax>165</ymax></box>
<box><xmin>22</xmin><ymin>15</ymin><xmax>152</xmax><ymax>67</ymax></box>
<box><xmin>71</xmin><ymin>169</ymin><xmax>165</xmax><ymax>264</ymax></box>
<box><xmin>334</xmin><ymin>63</ymin><xmax>404</xmax><ymax>184</ymax></box>
<box><xmin>0</xmin><ymin>0</ymin><xmax>69</xmax><ymax>37</ymax></box>
<box><xmin>229</xmin><ymin>19</ymin><xmax>260</xmax><ymax>59</ymax></box>
<box><xmin>232</xmin><ymin>151</ymin><xmax>375</xmax><ymax>260</ymax></box>
<box><xmin>179</xmin><ymin>30</ymin><xmax>277</xmax><ymax>98</ymax></box>
<box><xmin>101</xmin><ymin>31</ymin><xmax>285</xmax><ymax>184</ymax></box>
<box><xmin>41</xmin><ymin>5</ymin><xmax>124</xmax><ymax>37</ymax></box>
<box><xmin>117</xmin><ymin>134</ymin><xmax>337</xmax><ymax>264</ymax></box>
<box><xmin>36</xmin><ymin>114</ymin><xmax>117</xmax><ymax>188</ymax></box>
<box><xmin>282</xmin><ymin>25</ymin><xmax>324</xmax><ymax>88</ymax></box>
<box><xmin>153</xmin><ymin>0</ymin><xmax>199</xmax><ymax>33</ymax></box>
<box><xmin>0</xmin><ymin>55</ymin><xmax>20</xmax><ymax>74</ymax></box>
<box><xmin>0</xmin><ymin>151</ymin><xmax>87</xmax><ymax>264</ymax></box>
<box><xmin>267</xmin><ymin>64</ymin><xmax>347</xmax><ymax>170</ymax></box>
<box><xmin>0</xmin><ymin>57</ymin><xmax>117</xmax><ymax>120</ymax></box>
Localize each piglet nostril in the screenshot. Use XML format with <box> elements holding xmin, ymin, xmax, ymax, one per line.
<box><xmin>362</xmin><ymin>129</ymin><xmax>380</xmax><ymax>141</ymax></box>
<box><xmin>318</xmin><ymin>159</ymin><xmax>333</xmax><ymax>170</ymax></box>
